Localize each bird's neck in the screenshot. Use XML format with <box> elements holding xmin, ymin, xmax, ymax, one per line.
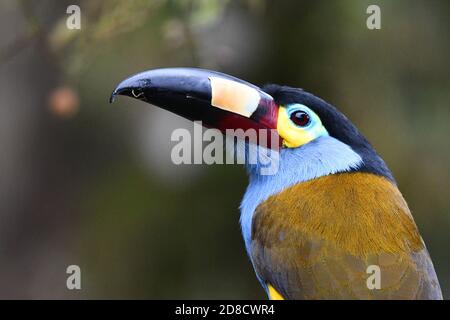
<box><xmin>240</xmin><ymin>135</ymin><xmax>363</xmax><ymax>254</ymax></box>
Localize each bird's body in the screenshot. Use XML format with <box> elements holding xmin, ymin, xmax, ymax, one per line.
<box><xmin>111</xmin><ymin>68</ymin><xmax>443</xmax><ymax>300</ymax></box>
<box><xmin>240</xmin><ymin>87</ymin><xmax>442</xmax><ymax>299</ymax></box>
<box><xmin>249</xmin><ymin>171</ymin><xmax>441</xmax><ymax>299</ymax></box>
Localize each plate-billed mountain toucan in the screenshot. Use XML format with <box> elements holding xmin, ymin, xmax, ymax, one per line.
<box><xmin>111</xmin><ymin>68</ymin><xmax>442</xmax><ymax>300</ymax></box>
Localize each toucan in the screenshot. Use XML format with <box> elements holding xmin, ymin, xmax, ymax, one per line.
<box><xmin>111</xmin><ymin>68</ymin><xmax>442</xmax><ymax>300</ymax></box>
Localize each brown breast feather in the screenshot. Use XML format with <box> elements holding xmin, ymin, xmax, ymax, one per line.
<box><xmin>251</xmin><ymin>172</ymin><xmax>442</xmax><ymax>299</ymax></box>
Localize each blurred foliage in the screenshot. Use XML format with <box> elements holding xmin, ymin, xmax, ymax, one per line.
<box><xmin>0</xmin><ymin>0</ymin><xmax>448</xmax><ymax>299</ymax></box>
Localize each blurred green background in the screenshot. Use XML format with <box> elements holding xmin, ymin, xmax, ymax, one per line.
<box><xmin>0</xmin><ymin>0</ymin><xmax>448</xmax><ymax>299</ymax></box>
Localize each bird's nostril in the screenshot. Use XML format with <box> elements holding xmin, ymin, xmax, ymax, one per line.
<box><xmin>110</xmin><ymin>88</ymin><xmax>148</xmax><ymax>103</ymax></box>
<box><xmin>131</xmin><ymin>89</ymin><xmax>145</xmax><ymax>99</ymax></box>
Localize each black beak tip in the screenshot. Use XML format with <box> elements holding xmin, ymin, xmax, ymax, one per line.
<box><xmin>109</xmin><ymin>86</ymin><xmax>148</xmax><ymax>104</ymax></box>
<box><xmin>109</xmin><ymin>91</ymin><xmax>117</xmax><ymax>104</ymax></box>
<box><xmin>109</xmin><ymin>87</ymin><xmax>131</xmax><ymax>104</ymax></box>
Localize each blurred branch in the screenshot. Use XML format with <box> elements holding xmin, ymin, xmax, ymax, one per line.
<box><xmin>0</xmin><ymin>0</ymin><xmax>233</xmax><ymax>72</ymax></box>
<box><xmin>180</xmin><ymin>0</ymin><xmax>200</xmax><ymax>65</ymax></box>
<box><xmin>0</xmin><ymin>0</ymin><xmax>42</xmax><ymax>65</ymax></box>
<box><xmin>0</xmin><ymin>30</ymin><xmax>35</xmax><ymax>64</ymax></box>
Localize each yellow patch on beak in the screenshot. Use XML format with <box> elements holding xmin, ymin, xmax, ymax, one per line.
<box><xmin>277</xmin><ymin>107</ymin><xmax>316</xmax><ymax>148</ymax></box>
<box><xmin>209</xmin><ymin>77</ymin><xmax>260</xmax><ymax>118</ymax></box>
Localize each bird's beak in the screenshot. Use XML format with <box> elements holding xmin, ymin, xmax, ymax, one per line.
<box><xmin>110</xmin><ymin>68</ymin><xmax>281</xmax><ymax>149</ymax></box>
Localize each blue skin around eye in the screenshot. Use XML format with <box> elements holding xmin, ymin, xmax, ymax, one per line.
<box><xmin>283</xmin><ymin>104</ymin><xmax>330</xmax><ymax>146</ymax></box>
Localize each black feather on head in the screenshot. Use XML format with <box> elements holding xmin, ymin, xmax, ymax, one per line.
<box><xmin>262</xmin><ymin>85</ymin><xmax>395</xmax><ymax>182</ymax></box>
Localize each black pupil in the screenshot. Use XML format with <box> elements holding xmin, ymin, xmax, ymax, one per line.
<box><xmin>290</xmin><ymin>111</ymin><xmax>310</xmax><ymax>127</ymax></box>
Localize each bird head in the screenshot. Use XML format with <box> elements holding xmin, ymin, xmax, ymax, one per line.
<box><xmin>111</xmin><ymin>68</ymin><xmax>393</xmax><ymax>181</ymax></box>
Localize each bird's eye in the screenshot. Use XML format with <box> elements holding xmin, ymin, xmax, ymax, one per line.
<box><xmin>290</xmin><ymin>110</ymin><xmax>311</xmax><ymax>127</ymax></box>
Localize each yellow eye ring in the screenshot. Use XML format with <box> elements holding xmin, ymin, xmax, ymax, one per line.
<box><xmin>277</xmin><ymin>104</ymin><xmax>328</xmax><ymax>148</ymax></box>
